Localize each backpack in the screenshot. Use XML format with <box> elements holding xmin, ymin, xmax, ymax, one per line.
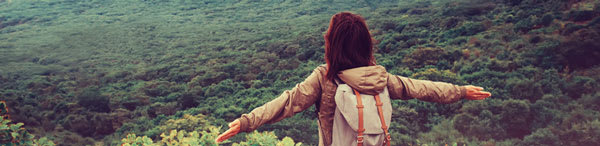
<box><xmin>331</xmin><ymin>79</ymin><xmax>392</xmax><ymax>146</ymax></box>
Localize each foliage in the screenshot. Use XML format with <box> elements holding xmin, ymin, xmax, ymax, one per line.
<box><xmin>411</xmin><ymin>68</ymin><xmax>465</xmax><ymax>85</ymax></box>
<box><xmin>77</xmin><ymin>86</ymin><xmax>111</xmax><ymax>113</ymax></box>
<box><xmin>417</xmin><ymin>119</ymin><xmax>466</xmax><ymax>145</ymax></box>
<box><xmin>0</xmin><ymin>0</ymin><xmax>599</xmax><ymax>145</ymax></box>
<box><xmin>233</xmin><ymin>131</ymin><xmax>302</xmax><ymax>146</ymax></box>
<box><xmin>453</xmin><ymin>99</ymin><xmax>533</xmax><ymax>140</ymax></box>
<box><xmin>520</xmin><ymin>128</ymin><xmax>560</xmax><ymax>146</ymax></box>
<box><xmin>443</xmin><ymin>21</ymin><xmax>487</xmax><ymax>38</ymax></box>
<box><xmin>121</xmin><ymin>127</ymin><xmax>220</xmax><ymax>146</ymax></box>
<box><xmin>120</xmin><ymin>127</ymin><xmax>302</xmax><ymax>146</ymax></box>
<box><xmin>402</xmin><ymin>47</ymin><xmax>446</xmax><ymax>69</ymax></box>
<box><xmin>0</xmin><ymin>101</ymin><xmax>55</xmax><ymax>146</ymax></box>
<box><xmin>156</xmin><ymin>114</ymin><xmax>211</xmax><ymax>137</ymax></box>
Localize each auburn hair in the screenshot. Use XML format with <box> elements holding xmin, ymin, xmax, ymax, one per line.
<box><xmin>324</xmin><ymin>12</ymin><xmax>375</xmax><ymax>81</ymax></box>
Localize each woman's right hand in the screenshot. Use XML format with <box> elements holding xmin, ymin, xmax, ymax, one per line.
<box><xmin>463</xmin><ymin>85</ymin><xmax>492</xmax><ymax>100</ymax></box>
<box><xmin>215</xmin><ymin>119</ymin><xmax>241</xmax><ymax>144</ymax></box>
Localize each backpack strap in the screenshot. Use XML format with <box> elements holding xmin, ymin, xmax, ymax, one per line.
<box><xmin>353</xmin><ymin>90</ymin><xmax>392</xmax><ymax>146</ymax></box>
<box><xmin>353</xmin><ymin>89</ymin><xmax>365</xmax><ymax>146</ymax></box>
<box><xmin>375</xmin><ymin>94</ymin><xmax>391</xmax><ymax>146</ymax></box>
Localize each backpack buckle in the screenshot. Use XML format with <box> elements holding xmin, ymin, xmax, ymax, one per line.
<box><xmin>385</xmin><ymin>133</ymin><xmax>391</xmax><ymax>141</ymax></box>
<box><xmin>357</xmin><ymin>135</ymin><xmax>364</xmax><ymax>144</ymax></box>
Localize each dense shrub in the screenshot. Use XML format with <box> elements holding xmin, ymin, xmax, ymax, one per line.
<box><xmin>77</xmin><ymin>86</ymin><xmax>110</xmax><ymax>113</ymax></box>
<box><xmin>411</xmin><ymin>68</ymin><xmax>465</xmax><ymax>85</ymax></box>
<box><xmin>453</xmin><ymin>99</ymin><xmax>532</xmax><ymax>140</ymax></box>
<box><xmin>442</xmin><ymin>2</ymin><xmax>495</xmax><ymax>16</ymax></box>
<box><xmin>561</xmin><ymin>23</ymin><xmax>584</xmax><ymax>35</ymax></box>
<box><xmin>578</xmin><ymin>92</ymin><xmax>600</xmax><ymax>111</ymax></box>
<box><xmin>157</xmin><ymin>114</ymin><xmax>210</xmax><ymax>134</ymax></box>
<box><xmin>505</xmin><ymin>77</ymin><xmax>544</xmax><ymax>102</ymax></box>
<box><xmin>120</xmin><ymin>128</ymin><xmax>302</xmax><ymax>146</ymax></box>
<box><xmin>520</xmin><ymin>128</ymin><xmax>561</xmax><ymax>146</ymax></box>
<box><xmin>143</xmin><ymin>81</ymin><xmax>179</xmax><ymax>97</ymax></box>
<box><xmin>505</xmin><ymin>0</ymin><xmax>522</xmax><ymax>6</ymax></box>
<box><xmin>418</xmin><ymin>119</ymin><xmax>466</xmax><ymax>145</ymax></box>
<box><xmin>441</xmin><ymin>17</ymin><xmax>463</xmax><ymax>29</ymax></box>
<box><xmin>568</xmin><ymin>10</ymin><xmax>598</xmax><ymax>22</ymax></box>
<box><xmin>539</xmin><ymin>14</ymin><xmax>554</xmax><ymax>26</ymax></box>
<box><xmin>499</xmin><ymin>99</ymin><xmax>533</xmax><ymax>138</ymax></box>
<box><xmin>60</xmin><ymin>112</ymin><xmax>127</xmax><ymax>137</ymax></box>
<box><xmin>380</xmin><ymin>20</ymin><xmax>405</xmax><ymax>32</ymax></box>
<box><xmin>560</xmin><ymin>119</ymin><xmax>600</xmax><ymax>145</ymax></box>
<box><xmin>514</xmin><ymin>16</ymin><xmax>535</xmax><ymax>33</ymax></box>
<box><xmin>402</xmin><ymin>47</ymin><xmax>445</xmax><ymax>69</ymax></box>
<box><xmin>0</xmin><ymin>101</ymin><xmax>55</xmax><ymax>146</ymax></box>
<box><xmin>565</xmin><ymin>76</ymin><xmax>598</xmax><ymax>99</ymax></box>
<box><xmin>121</xmin><ymin>128</ymin><xmax>219</xmax><ymax>146</ymax></box>
<box><xmin>177</xmin><ymin>93</ymin><xmax>199</xmax><ymax>110</ymax></box>
<box><xmin>557</xmin><ymin>27</ymin><xmax>600</xmax><ymax>69</ymax></box>
<box><xmin>443</xmin><ymin>21</ymin><xmax>486</xmax><ymax>38</ymax></box>
<box><xmin>1</xmin><ymin>0</ymin><xmax>600</xmax><ymax>145</ymax></box>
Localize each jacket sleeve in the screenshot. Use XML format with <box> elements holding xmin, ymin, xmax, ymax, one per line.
<box><xmin>237</xmin><ymin>68</ymin><xmax>322</xmax><ymax>132</ymax></box>
<box><xmin>387</xmin><ymin>73</ymin><xmax>466</xmax><ymax>104</ymax></box>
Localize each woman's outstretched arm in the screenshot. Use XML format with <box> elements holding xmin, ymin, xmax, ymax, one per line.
<box><xmin>387</xmin><ymin>74</ymin><xmax>491</xmax><ymax>103</ymax></box>
<box><xmin>215</xmin><ymin>67</ymin><xmax>323</xmax><ymax>143</ymax></box>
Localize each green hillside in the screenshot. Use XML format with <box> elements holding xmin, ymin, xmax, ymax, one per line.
<box><xmin>1</xmin><ymin>0</ymin><xmax>599</xmax><ymax>145</ymax></box>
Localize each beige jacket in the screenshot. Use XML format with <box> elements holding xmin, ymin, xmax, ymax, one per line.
<box><xmin>237</xmin><ymin>65</ymin><xmax>466</xmax><ymax>146</ymax></box>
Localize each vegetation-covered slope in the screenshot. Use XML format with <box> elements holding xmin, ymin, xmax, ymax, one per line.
<box><xmin>1</xmin><ymin>0</ymin><xmax>599</xmax><ymax>145</ymax></box>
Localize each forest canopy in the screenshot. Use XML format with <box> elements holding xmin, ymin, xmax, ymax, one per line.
<box><xmin>0</xmin><ymin>0</ymin><xmax>599</xmax><ymax>145</ymax></box>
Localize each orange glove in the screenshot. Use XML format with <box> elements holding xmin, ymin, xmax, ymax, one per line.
<box><xmin>463</xmin><ymin>85</ymin><xmax>492</xmax><ymax>100</ymax></box>
<box><xmin>215</xmin><ymin>119</ymin><xmax>240</xmax><ymax>143</ymax></box>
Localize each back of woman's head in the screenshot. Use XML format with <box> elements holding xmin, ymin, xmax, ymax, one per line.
<box><xmin>324</xmin><ymin>12</ymin><xmax>375</xmax><ymax>81</ymax></box>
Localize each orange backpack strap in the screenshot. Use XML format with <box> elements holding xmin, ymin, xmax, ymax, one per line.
<box><xmin>353</xmin><ymin>89</ymin><xmax>365</xmax><ymax>146</ymax></box>
<box><xmin>375</xmin><ymin>94</ymin><xmax>391</xmax><ymax>146</ymax></box>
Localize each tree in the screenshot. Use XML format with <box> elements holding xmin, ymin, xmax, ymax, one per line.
<box><xmin>402</xmin><ymin>47</ymin><xmax>445</xmax><ymax>69</ymax></box>
<box><xmin>78</xmin><ymin>86</ymin><xmax>110</xmax><ymax>113</ymax></box>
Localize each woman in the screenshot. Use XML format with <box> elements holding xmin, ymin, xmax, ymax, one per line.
<box><xmin>215</xmin><ymin>12</ymin><xmax>491</xmax><ymax>146</ymax></box>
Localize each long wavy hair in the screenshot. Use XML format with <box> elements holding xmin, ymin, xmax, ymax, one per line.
<box><xmin>324</xmin><ymin>12</ymin><xmax>376</xmax><ymax>81</ymax></box>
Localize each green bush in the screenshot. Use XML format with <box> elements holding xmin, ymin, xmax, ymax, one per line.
<box><xmin>565</xmin><ymin>76</ymin><xmax>598</xmax><ymax>99</ymax></box>
<box><xmin>505</xmin><ymin>0</ymin><xmax>522</xmax><ymax>6</ymax></box>
<box><xmin>77</xmin><ymin>86</ymin><xmax>110</xmax><ymax>113</ymax></box>
<box><xmin>418</xmin><ymin>119</ymin><xmax>467</xmax><ymax>146</ymax></box>
<box><xmin>177</xmin><ymin>92</ymin><xmax>199</xmax><ymax>110</ymax></box>
<box><xmin>568</xmin><ymin>10</ymin><xmax>597</xmax><ymax>22</ymax></box>
<box><xmin>443</xmin><ymin>21</ymin><xmax>486</xmax><ymax>38</ymax></box>
<box><xmin>411</xmin><ymin>68</ymin><xmax>465</xmax><ymax>85</ymax></box>
<box><xmin>539</xmin><ymin>14</ymin><xmax>554</xmax><ymax>26</ymax></box>
<box><xmin>561</xmin><ymin>23</ymin><xmax>584</xmax><ymax>35</ymax></box>
<box><xmin>402</xmin><ymin>47</ymin><xmax>445</xmax><ymax>69</ymax></box>
<box><xmin>559</xmin><ymin>119</ymin><xmax>600</xmax><ymax>145</ymax></box>
<box><xmin>1</xmin><ymin>0</ymin><xmax>600</xmax><ymax>145</ymax></box>
<box><xmin>557</xmin><ymin>27</ymin><xmax>600</xmax><ymax>69</ymax></box>
<box><xmin>121</xmin><ymin>128</ymin><xmax>219</xmax><ymax>146</ymax></box>
<box><xmin>143</xmin><ymin>81</ymin><xmax>180</xmax><ymax>97</ymax></box>
<box><xmin>514</xmin><ymin>16</ymin><xmax>535</xmax><ymax>33</ymax></box>
<box><xmin>157</xmin><ymin>114</ymin><xmax>210</xmax><ymax>135</ymax></box>
<box><xmin>442</xmin><ymin>2</ymin><xmax>495</xmax><ymax>16</ymax></box>
<box><xmin>453</xmin><ymin>99</ymin><xmax>532</xmax><ymax>140</ymax></box>
<box><xmin>499</xmin><ymin>99</ymin><xmax>533</xmax><ymax>138</ymax></box>
<box><xmin>233</xmin><ymin>131</ymin><xmax>302</xmax><ymax>146</ymax></box>
<box><xmin>0</xmin><ymin>101</ymin><xmax>55</xmax><ymax>146</ymax></box>
<box><xmin>521</xmin><ymin>128</ymin><xmax>560</xmax><ymax>146</ymax></box>
<box><xmin>505</xmin><ymin>77</ymin><xmax>544</xmax><ymax>102</ymax></box>
<box><xmin>120</xmin><ymin>128</ymin><xmax>302</xmax><ymax>146</ymax></box>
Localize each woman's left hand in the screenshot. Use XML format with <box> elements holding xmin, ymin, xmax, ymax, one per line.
<box><xmin>215</xmin><ymin>119</ymin><xmax>240</xmax><ymax>144</ymax></box>
<box><xmin>463</xmin><ymin>85</ymin><xmax>492</xmax><ymax>100</ymax></box>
